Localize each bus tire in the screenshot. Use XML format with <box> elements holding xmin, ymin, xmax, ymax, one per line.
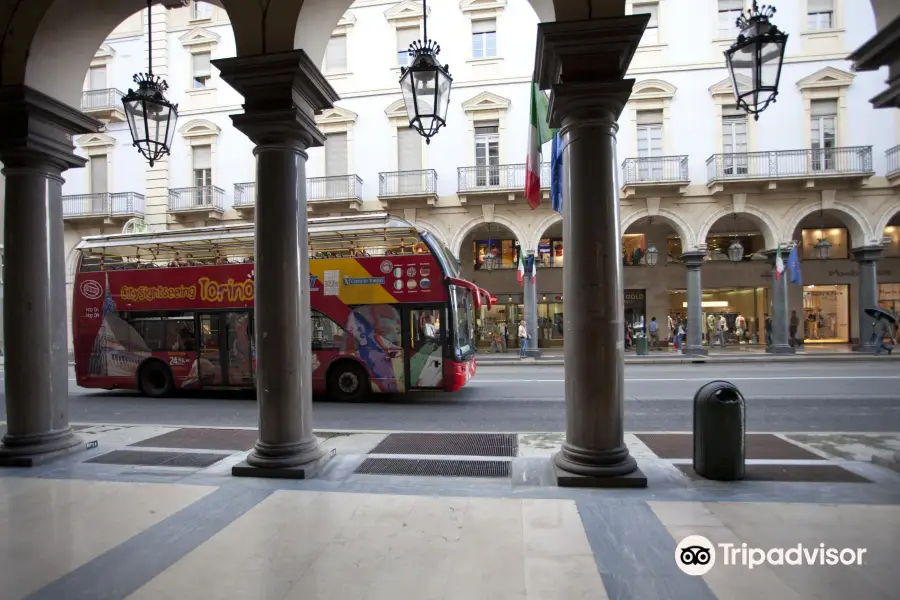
<box><xmin>327</xmin><ymin>361</ymin><xmax>370</xmax><ymax>402</ymax></box>
<box><xmin>138</xmin><ymin>360</ymin><xmax>174</xmax><ymax>398</ymax></box>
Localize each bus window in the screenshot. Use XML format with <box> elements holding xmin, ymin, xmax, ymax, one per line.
<box><xmin>450</xmin><ymin>286</ymin><xmax>474</xmax><ymax>358</ymax></box>
<box><xmin>122</xmin><ymin>312</ymin><xmax>196</xmax><ymax>352</ymax></box>
<box><xmin>311</xmin><ymin>310</ymin><xmax>344</xmax><ymax>349</ymax></box>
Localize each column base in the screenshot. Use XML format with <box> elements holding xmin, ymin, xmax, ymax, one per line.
<box><xmin>0</xmin><ymin>429</ymin><xmax>86</xmax><ymax>468</ymax></box>
<box><xmin>552</xmin><ymin>445</ymin><xmax>647</xmax><ymax>488</ymax></box>
<box><xmin>682</xmin><ymin>345</ymin><xmax>708</xmax><ymax>357</ymax></box>
<box><xmin>765</xmin><ymin>344</ymin><xmax>797</xmax><ymax>354</ymax></box>
<box><xmin>233</xmin><ymin>448</ymin><xmax>334</xmax><ymax>480</ymax></box>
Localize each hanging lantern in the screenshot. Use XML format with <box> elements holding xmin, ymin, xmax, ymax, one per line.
<box><xmin>815</xmin><ymin>237</ymin><xmax>833</xmax><ymax>260</ymax></box>
<box><xmin>398</xmin><ymin>0</ymin><xmax>452</xmax><ymax>144</ymax></box>
<box><xmin>483</xmin><ymin>248</ymin><xmax>498</xmax><ymax>271</ymax></box>
<box><xmin>728</xmin><ymin>239</ymin><xmax>745</xmax><ymax>262</ymax></box>
<box><xmin>724</xmin><ymin>1</ymin><xmax>788</xmax><ymax>120</ymax></box>
<box><xmin>122</xmin><ymin>0</ymin><xmax>178</xmax><ymax>166</ymax></box>
<box><xmin>645</xmin><ymin>243</ymin><xmax>659</xmax><ymax>266</ymax></box>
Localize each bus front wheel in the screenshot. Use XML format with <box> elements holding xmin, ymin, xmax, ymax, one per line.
<box><xmin>138</xmin><ymin>361</ymin><xmax>174</xmax><ymax>398</ymax></box>
<box><xmin>327</xmin><ymin>361</ymin><xmax>370</xmax><ymax>402</ymax></box>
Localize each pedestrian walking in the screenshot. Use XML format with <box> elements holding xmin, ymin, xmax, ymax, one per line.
<box><xmin>764</xmin><ymin>313</ymin><xmax>773</xmax><ymax>346</ymax></box>
<box><xmin>500</xmin><ymin>322</ymin><xmax>508</xmax><ymax>352</ymax></box>
<box><xmin>648</xmin><ymin>317</ymin><xmax>660</xmax><ymax>350</ymax></box>
<box><xmin>873</xmin><ymin>317</ymin><xmax>896</xmax><ymax>355</ymax></box>
<box><xmin>518</xmin><ymin>320</ymin><xmax>530</xmax><ymax>358</ymax></box>
<box><xmin>789</xmin><ymin>310</ymin><xmax>800</xmax><ymax>346</ymax></box>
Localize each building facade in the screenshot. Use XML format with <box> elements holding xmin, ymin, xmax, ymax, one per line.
<box><xmin>58</xmin><ymin>0</ymin><xmax>900</xmax><ymax>351</ymax></box>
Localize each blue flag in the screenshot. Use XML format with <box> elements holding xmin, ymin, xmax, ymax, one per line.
<box><xmin>787</xmin><ymin>243</ymin><xmax>802</xmax><ymax>285</ymax></box>
<box><xmin>550</xmin><ymin>131</ymin><xmax>563</xmax><ymax>215</ymax></box>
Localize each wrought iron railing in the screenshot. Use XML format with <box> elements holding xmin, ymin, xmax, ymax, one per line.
<box><xmin>378</xmin><ymin>169</ymin><xmax>438</xmax><ymax>197</ymax></box>
<box><xmin>62</xmin><ymin>192</ymin><xmax>145</xmax><ymax>218</ymax></box>
<box><xmin>887</xmin><ymin>145</ymin><xmax>900</xmax><ymax>178</ymax></box>
<box><xmin>234</xmin><ymin>182</ymin><xmax>256</xmax><ymax>206</ymax></box>
<box><xmin>81</xmin><ymin>88</ymin><xmax>125</xmax><ymax>112</ymax></box>
<box><xmin>457</xmin><ymin>162</ymin><xmax>551</xmax><ymax>193</ymax></box>
<box><xmin>622</xmin><ymin>156</ymin><xmax>689</xmax><ymax>185</ymax></box>
<box><xmin>308</xmin><ymin>175</ymin><xmax>363</xmax><ymax>202</ymax></box>
<box><xmin>706</xmin><ymin>146</ymin><xmax>874</xmax><ymax>183</ymax></box>
<box><xmin>167</xmin><ymin>185</ymin><xmax>225</xmax><ymax>211</ymax></box>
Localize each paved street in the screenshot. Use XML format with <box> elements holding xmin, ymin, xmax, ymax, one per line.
<box><xmin>1</xmin><ymin>362</ymin><xmax>897</xmax><ymax>433</ymax></box>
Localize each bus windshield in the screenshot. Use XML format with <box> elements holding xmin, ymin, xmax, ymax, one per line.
<box><xmin>422</xmin><ymin>231</ymin><xmax>461</xmax><ymax>279</ymax></box>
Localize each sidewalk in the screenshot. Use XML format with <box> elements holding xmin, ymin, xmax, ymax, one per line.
<box><xmin>1</xmin><ymin>424</ymin><xmax>898</xmax><ymax>600</ymax></box>
<box><xmin>477</xmin><ymin>343</ymin><xmax>900</xmax><ymax>365</ymax></box>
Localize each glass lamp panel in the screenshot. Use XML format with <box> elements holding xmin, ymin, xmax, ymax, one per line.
<box><xmin>400</xmin><ymin>70</ymin><xmax>417</xmax><ymax>123</ymax></box>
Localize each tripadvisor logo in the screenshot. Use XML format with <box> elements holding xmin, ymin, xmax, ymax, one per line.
<box><xmin>675</xmin><ymin>535</ymin><xmax>867</xmax><ymax>576</ymax></box>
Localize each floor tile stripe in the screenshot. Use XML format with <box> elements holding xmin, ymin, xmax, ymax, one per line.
<box><xmin>577</xmin><ymin>499</ymin><xmax>718</xmax><ymax>600</ymax></box>
<box><xmin>24</xmin><ymin>485</ymin><xmax>271</xmax><ymax>600</ymax></box>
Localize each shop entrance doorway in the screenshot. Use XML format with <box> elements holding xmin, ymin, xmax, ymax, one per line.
<box><xmin>802</xmin><ymin>284</ymin><xmax>850</xmax><ymax>343</ymax></box>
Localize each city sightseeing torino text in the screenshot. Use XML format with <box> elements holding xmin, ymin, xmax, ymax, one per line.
<box><xmin>719</xmin><ymin>543</ymin><xmax>867</xmax><ymax>569</ymax></box>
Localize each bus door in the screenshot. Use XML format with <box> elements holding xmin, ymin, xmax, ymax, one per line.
<box><xmin>197</xmin><ymin>311</ymin><xmax>254</xmax><ymax>387</ymax></box>
<box><xmin>405</xmin><ymin>306</ymin><xmax>445</xmax><ymax>389</ymax></box>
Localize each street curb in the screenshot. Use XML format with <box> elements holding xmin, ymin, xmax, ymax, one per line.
<box><xmin>871</xmin><ymin>451</ymin><xmax>900</xmax><ymax>474</ymax></box>
<box><xmin>477</xmin><ymin>354</ymin><xmax>900</xmax><ymax>366</ymax></box>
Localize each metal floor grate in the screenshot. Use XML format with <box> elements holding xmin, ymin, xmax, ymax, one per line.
<box><xmin>368</xmin><ymin>433</ymin><xmax>518</xmax><ymax>457</ymax></box>
<box><xmin>676</xmin><ymin>464</ymin><xmax>871</xmax><ymax>483</ymax></box>
<box><xmin>85</xmin><ymin>450</ymin><xmax>227</xmax><ymax>468</ymax></box>
<box><xmin>130</xmin><ymin>428</ymin><xmax>258</xmax><ymax>451</ymax></box>
<box><xmin>355</xmin><ymin>458</ymin><xmax>511</xmax><ymax>478</ymax></box>
<box><xmin>638</xmin><ymin>433</ymin><xmax>823</xmax><ymax>460</ymax></box>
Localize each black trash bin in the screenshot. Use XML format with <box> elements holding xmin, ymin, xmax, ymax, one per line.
<box><xmin>693</xmin><ymin>380</ymin><xmax>745</xmax><ymax>481</ymax></box>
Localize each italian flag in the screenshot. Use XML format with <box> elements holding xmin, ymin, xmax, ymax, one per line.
<box><xmin>517</xmin><ymin>250</ymin><xmax>525</xmax><ymax>287</ymax></box>
<box><xmin>775</xmin><ymin>244</ymin><xmax>785</xmax><ymax>280</ymax></box>
<box><xmin>525</xmin><ymin>83</ymin><xmax>555</xmax><ymax>209</ymax></box>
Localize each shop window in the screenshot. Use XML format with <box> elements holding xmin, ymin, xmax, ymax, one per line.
<box><xmin>800</xmin><ymin>228</ymin><xmax>848</xmax><ymax>260</ymax></box>
<box><xmin>802</xmin><ymin>284</ymin><xmax>849</xmax><ymax>342</ymax></box>
<box><xmin>622</xmin><ymin>234</ymin><xmax>648</xmax><ymax>266</ymax></box>
<box><xmin>624</xmin><ymin>289</ymin><xmax>647</xmax><ymax>329</ymax></box>
<box><xmin>668</xmin><ymin>288</ymin><xmax>767</xmax><ymax>345</ymax></box>
<box><xmin>883</xmin><ymin>226</ymin><xmax>900</xmax><ymax>258</ymax></box>
<box><xmin>537</xmin><ymin>301</ymin><xmax>564</xmax><ymax>341</ymax></box>
<box><xmin>474</xmin><ymin>239</ymin><xmax>518</xmax><ymax>269</ymax></box>
<box><xmin>537</xmin><ymin>238</ymin><xmax>563</xmax><ymax>267</ymax></box>
<box><xmin>311</xmin><ymin>310</ymin><xmax>344</xmax><ymax>349</ymax></box>
<box><xmin>704</xmin><ymin>234</ymin><xmax>761</xmax><ymax>261</ymax></box>
<box><xmin>878</xmin><ymin>284</ymin><xmax>900</xmax><ymax>314</ymax></box>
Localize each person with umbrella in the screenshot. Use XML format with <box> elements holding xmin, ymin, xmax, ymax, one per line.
<box><xmin>865</xmin><ymin>307</ymin><xmax>897</xmax><ymax>355</ymax></box>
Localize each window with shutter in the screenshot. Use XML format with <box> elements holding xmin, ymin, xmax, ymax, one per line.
<box><xmin>325</xmin><ymin>133</ymin><xmax>348</xmax><ymax>177</ymax></box>
<box><xmin>474</xmin><ymin>123</ymin><xmax>500</xmax><ymax>187</ymax></box>
<box><xmin>810</xmin><ymin>99</ymin><xmax>837</xmax><ymax>171</ymax></box>
<box><xmin>398</xmin><ymin>128</ymin><xmax>422</xmax><ymax>172</ymax></box>
<box><xmin>807</xmin><ymin>0</ymin><xmax>833</xmax><ymax>30</ymax></box>
<box><xmin>718</xmin><ymin>0</ymin><xmax>743</xmax><ymax>37</ymax></box>
<box><xmin>397</xmin><ymin>27</ymin><xmax>420</xmax><ymax>66</ymax></box>
<box><xmin>722</xmin><ymin>107</ymin><xmax>748</xmax><ymax>174</ymax></box>
<box><xmin>472</xmin><ymin>18</ymin><xmax>497</xmax><ymax>58</ymax></box>
<box><xmin>90</xmin><ymin>156</ymin><xmax>108</xmax><ymax>212</ymax></box>
<box><xmin>89</xmin><ymin>66</ymin><xmax>107</xmax><ymax>91</ymax></box>
<box><xmin>193</xmin><ymin>146</ymin><xmax>212</xmax><ymax>204</ymax></box>
<box><xmin>192</xmin><ymin>1</ymin><xmax>213</xmax><ymax>20</ymax></box>
<box><xmin>636</xmin><ymin>110</ymin><xmax>663</xmax><ymax>181</ymax></box>
<box><xmin>193</xmin><ymin>53</ymin><xmax>211</xmax><ymax>89</ymax></box>
<box><xmin>325</xmin><ymin>36</ymin><xmax>347</xmax><ymax>73</ymax></box>
<box><xmin>634</xmin><ymin>3</ymin><xmax>659</xmax><ymax>44</ymax></box>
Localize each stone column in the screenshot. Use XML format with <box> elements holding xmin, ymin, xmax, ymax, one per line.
<box><xmin>523</xmin><ymin>251</ymin><xmax>542</xmax><ymax>357</ymax></box>
<box><xmin>764</xmin><ymin>249</ymin><xmax>796</xmax><ymax>354</ymax></box>
<box><xmin>852</xmin><ymin>245</ymin><xmax>884</xmax><ymax>353</ymax></box>
<box><xmin>0</xmin><ymin>87</ymin><xmax>98</xmax><ymax>466</ymax></box>
<box><xmin>536</xmin><ymin>16</ymin><xmax>649</xmax><ymax>487</ymax></box>
<box><xmin>213</xmin><ymin>50</ymin><xmax>338</xmax><ymax>478</ymax></box>
<box><xmin>681</xmin><ymin>252</ymin><xmax>708</xmax><ymax>356</ymax></box>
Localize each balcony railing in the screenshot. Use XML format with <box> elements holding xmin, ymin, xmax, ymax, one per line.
<box><xmin>308</xmin><ymin>175</ymin><xmax>363</xmax><ymax>202</ymax></box>
<box><xmin>887</xmin><ymin>145</ymin><xmax>900</xmax><ymax>178</ymax></box>
<box><xmin>168</xmin><ymin>185</ymin><xmax>225</xmax><ymax>211</ymax></box>
<box><xmin>378</xmin><ymin>169</ymin><xmax>438</xmax><ymax>197</ymax></box>
<box><xmin>62</xmin><ymin>192</ymin><xmax>145</xmax><ymax>218</ymax></box>
<box><xmin>458</xmin><ymin>162</ymin><xmax>551</xmax><ymax>193</ymax></box>
<box><xmin>81</xmin><ymin>88</ymin><xmax>124</xmax><ymax>112</ymax></box>
<box><xmin>234</xmin><ymin>182</ymin><xmax>256</xmax><ymax>206</ymax></box>
<box><xmin>622</xmin><ymin>156</ymin><xmax>689</xmax><ymax>185</ymax></box>
<box><xmin>706</xmin><ymin>147</ymin><xmax>874</xmax><ymax>183</ymax></box>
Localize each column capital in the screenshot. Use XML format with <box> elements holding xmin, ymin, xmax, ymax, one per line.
<box><xmin>549</xmin><ymin>79</ymin><xmax>634</xmax><ymax>129</ymax></box>
<box><xmin>0</xmin><ymin>86</ymin><xmax>99</xmax><ymax>171</ymax></box>
<box><xmin>680</xmin><ymin>251</ymin><xmax>707</xmax><ymax>269</ymax></box>
<box><xmin>213</xmin><ymin>50</ymin><xmax>339</xmax><ymax>148</ymax></box>
<box><xmin>534</xmin><ymin>15</ymin><xmax>649</xmax><ymax>89</ymax></box>
<box><xmin>851</xmin><ymin>245</ymin><xmax>884</xmax><ymax>263</ymax></box>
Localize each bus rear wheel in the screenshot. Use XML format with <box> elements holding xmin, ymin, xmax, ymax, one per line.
<box><xmin>327</xmin><ymin>362</ymin><xmax>370</xmax><ymax>402</ymax></box>
<box><xmin>138</xmin><ymin>361</ymin><xmax>174</xmax><ymax>398</ymax></box>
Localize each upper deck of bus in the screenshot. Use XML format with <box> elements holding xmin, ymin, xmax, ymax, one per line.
<box><xmin>74</xmin><ymin>213</ymin><xmax>491</xmax><ymax>308</ymax></box>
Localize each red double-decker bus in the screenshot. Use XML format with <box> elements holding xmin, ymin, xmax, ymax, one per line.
<box><xmin>72</xmin><ymin>214</ymin><xmax>491</xmax><ymax>400</ymax></box>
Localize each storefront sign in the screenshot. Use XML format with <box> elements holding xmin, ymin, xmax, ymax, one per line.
<box><xmin>828</xmin><ymin>269</ymin><xmax>893</xmax><ymax>278</ymax></box>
